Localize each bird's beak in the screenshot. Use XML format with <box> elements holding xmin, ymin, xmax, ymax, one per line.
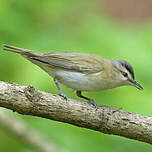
<box><xmin>129</xmin><ymin>79</ymin><xmax>143</xmax><ymax>90</ymax></box>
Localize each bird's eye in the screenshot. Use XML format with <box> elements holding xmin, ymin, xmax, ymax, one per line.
<box><xmin>123</xmin><ymin>72</ymin><xmax>128</xmax><ymax>77</ymax></box>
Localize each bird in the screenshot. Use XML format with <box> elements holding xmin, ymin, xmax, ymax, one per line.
<box><xmin>3</xmin><ymin>44</ymin><xmax>143</xmax><ymax>108</ymax></box>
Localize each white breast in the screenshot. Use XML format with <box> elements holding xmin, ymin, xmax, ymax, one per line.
<box><xmin>49</xmin><ymin>70</ymin><xmax>123</xmax><ymax>92</ymax></box>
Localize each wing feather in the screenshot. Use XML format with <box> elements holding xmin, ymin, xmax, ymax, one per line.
<box><xmin>31</xmin><ymin>52</ymin><xmax>105</xmax><ymax>74</ymax></box>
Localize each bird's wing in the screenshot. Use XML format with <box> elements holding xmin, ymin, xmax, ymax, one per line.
<box><xmin>30</xmin><ymin>52</ymin><xmax>105</xmax><ymax>74</ymax></box>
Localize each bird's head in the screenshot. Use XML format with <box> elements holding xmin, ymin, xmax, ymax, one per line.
<box><xmin>112</xmin><ymin>59</ymin><xmax>143</xmax><ymax>90</ymax></box>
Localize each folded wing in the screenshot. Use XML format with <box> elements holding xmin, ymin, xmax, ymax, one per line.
<box><xmin>30</xmin><ymin>52</ymin><xmax>104</xmax><ymax>74</ymax></box>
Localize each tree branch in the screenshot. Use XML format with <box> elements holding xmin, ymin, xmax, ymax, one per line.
<box><xmin>0</xmin><ymin>81</ymin><xmax>151</xmax><ymax>144</ymax></box>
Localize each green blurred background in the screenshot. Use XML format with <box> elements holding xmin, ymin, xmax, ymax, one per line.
<box><xmin>0</xmin><ymin>0</ymin><xmax>152</xmax><ymax>151</ymax></box>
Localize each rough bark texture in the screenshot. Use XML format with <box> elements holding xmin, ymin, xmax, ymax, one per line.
<box><xmin>0</xmin><ymin>81</ymin><xmax>152</xmax><ymax>144</ymax></box>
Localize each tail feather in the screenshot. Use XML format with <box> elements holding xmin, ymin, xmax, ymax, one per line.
<box><xmin>3</xmin><ymin>44</ymin><xmax>42</xmax><ymax>57</ymax></box>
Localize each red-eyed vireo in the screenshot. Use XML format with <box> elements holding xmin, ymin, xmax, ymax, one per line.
<box><xmin>3</xmin><ymin>45</ymin><xmax>143</xmax><ymax>108</ymax></box>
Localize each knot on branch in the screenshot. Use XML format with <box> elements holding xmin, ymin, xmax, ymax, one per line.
<box><xmin>24</xmin><ymin>85</ymin><xmax>41</xmax><ymax>103</ymax></box>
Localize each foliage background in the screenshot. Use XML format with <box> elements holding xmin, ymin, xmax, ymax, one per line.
<box><xmin>0</xmin><ymin>0</ymin><xmax>152</xmax><ymax>151</ymax></box>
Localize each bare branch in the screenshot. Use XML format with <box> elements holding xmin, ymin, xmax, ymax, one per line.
<box><xmin>0</xmin><ymin>81</ymin><xmax>152</xmax><ymax>144</ymax></box>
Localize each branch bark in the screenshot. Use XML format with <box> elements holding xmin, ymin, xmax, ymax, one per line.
<box><xmin>0</xmin><ymin>81</ymin><xmax>151</xmax><ymax>144</ymax></box>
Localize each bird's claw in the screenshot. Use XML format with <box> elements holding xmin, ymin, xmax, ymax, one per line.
<box><xmin>58</xmin><ymin>92</ymin><xmax>67</xmax><ymax>100</ymax></box>
<box><xmin>89</xmin><ymin>99</ymin><xmax>99</xmax><ymax>109</ymax></box>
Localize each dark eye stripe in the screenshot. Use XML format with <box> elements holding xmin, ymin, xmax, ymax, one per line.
<box><xmin>125</xmin><ymin>64</ymin><xmax>134</xmax><ymax>80</ymax></box>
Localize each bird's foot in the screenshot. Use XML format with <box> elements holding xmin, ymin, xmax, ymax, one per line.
<box><xmin>58</xmin><ymin>91</ymin><xmax>67</xmax><ymax>100</ymax></box>
<box><xmin>89</xmin><ymin>99</ymin><xmax>99</xmax><ymax>109</ymax></box>
<box><xmin>54</xmin><ymin>79</ymin><xmax>67</xmax><ymax>100</ymax></box>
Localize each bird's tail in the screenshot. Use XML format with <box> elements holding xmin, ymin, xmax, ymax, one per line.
<box><xmin>3</xmin><ymin>44</ymin><xmax>41</xmax><ymax>57</ymax></box>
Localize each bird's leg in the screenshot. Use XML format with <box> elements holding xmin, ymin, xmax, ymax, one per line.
<box><xmin>54</xmin><ymin>79</ymin><xmax>67</xmax><ymax>99</ymax></box>
<box><xmin>76</xmin><ymin>91</ymin><xmax>98</xmax><ymax>109</ymax></box>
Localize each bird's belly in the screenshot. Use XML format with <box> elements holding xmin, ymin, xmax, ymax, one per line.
<box><xmin>51</xmin><ymin>70</ymin><xmax>121</xmax><ymax>92</ymax></box>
